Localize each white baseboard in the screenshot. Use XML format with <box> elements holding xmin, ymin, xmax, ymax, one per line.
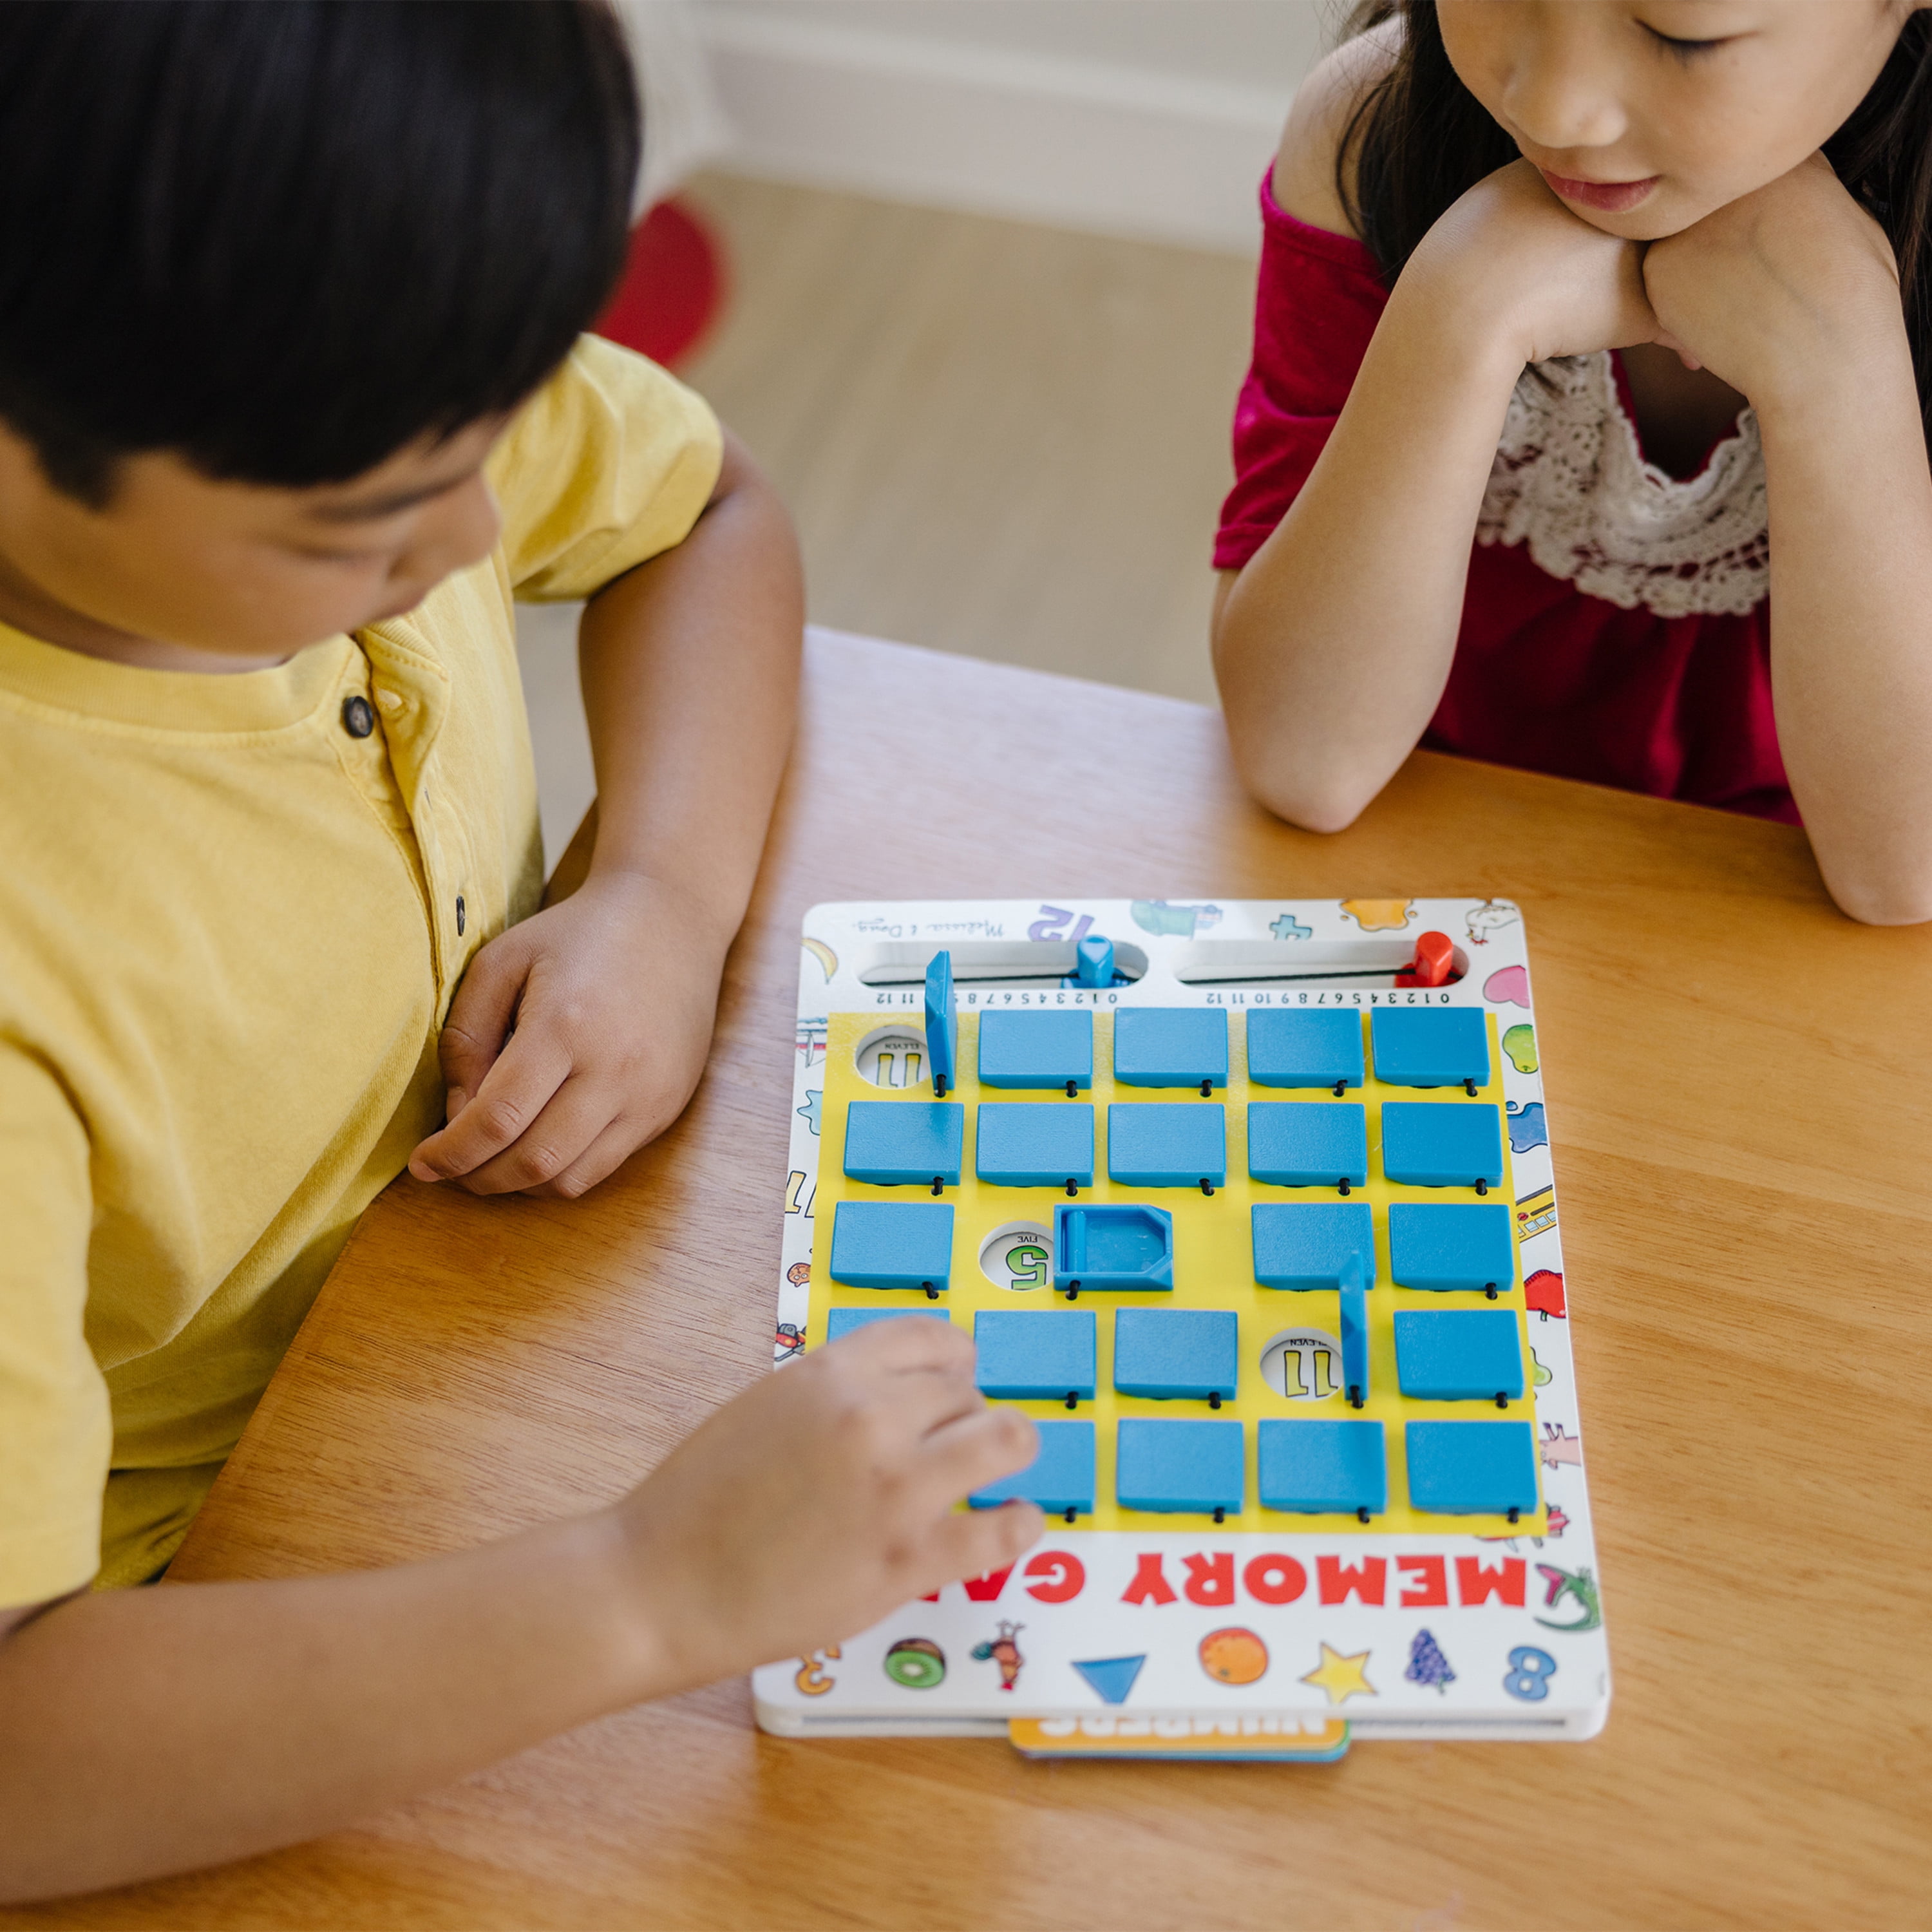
<box><xmin>697</xmin><ymin>8</ymin><xmax>1298</xmax><ymax>255</ymax></box>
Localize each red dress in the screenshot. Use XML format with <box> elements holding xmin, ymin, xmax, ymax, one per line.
<box><xmin>1215</xmin><ymin>177</ymin><xmax>1794</xmax><ymax>822</ymax></box>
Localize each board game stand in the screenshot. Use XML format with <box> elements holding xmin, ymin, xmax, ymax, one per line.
<box><xmin>761</xmin><ymin>898</ymin><xmax>1609</xmax><ymax>1750</ymax></box>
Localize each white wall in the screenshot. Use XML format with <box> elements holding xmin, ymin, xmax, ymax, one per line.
<box><xmin>695</xmin><ymin>0</ymin><xmax>1339</xmax><ymax>254</ymax></box>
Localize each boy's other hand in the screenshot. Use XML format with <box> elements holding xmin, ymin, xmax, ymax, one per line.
<box><xmin>407</xmin><ymin>870</ymin><xmax>724</xmax><ymax>1197</ymax></box>
<box><xmin>607</xmin><ymin>1318</ymin><xmax>1045</xmax><ymax>1687</ymax></box>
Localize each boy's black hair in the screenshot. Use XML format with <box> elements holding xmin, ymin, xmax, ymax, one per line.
<box><xmin>0</xmin><ymin>0</ymin><xmax>640</xmax><ymax>504</ymax></box>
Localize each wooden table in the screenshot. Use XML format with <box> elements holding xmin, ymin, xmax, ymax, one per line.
<box><xmin>20</xmin><ymin>631</ymin><xmax>1931</xmax><ymax>1931</ymax></box>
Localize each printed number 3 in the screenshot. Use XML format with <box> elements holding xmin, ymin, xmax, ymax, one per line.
<box><xmin>1504</xmin><ymin>1645</ymin><xmax>1557</xmax><ymax>1701</ymax></box>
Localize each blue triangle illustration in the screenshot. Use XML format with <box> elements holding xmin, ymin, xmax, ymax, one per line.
<box><xmin>1072</xmin><ymin>1654</ymin><xmax>1146</xmax><ymax>1706</ymax></box>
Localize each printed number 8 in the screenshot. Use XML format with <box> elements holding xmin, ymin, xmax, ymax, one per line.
<box><xmin>1504</xmin><ymin>1645</ymin><xmax>1557</xmax><ymax>1701</ymax></box>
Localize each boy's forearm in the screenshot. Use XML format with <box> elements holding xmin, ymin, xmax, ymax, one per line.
<box><xmin>575</xmin><ymin>430</ymin><xmax>804</xmax><ymax>948</ymax></box>
<box><xmin>1213</xmin><ymin>283</ymin><xmax>1523</xmax><ymax>832</ymax></box>
<box><xmin>0</xmin><ymin>1510</ymin><xmax>654</xmax><ymax>1902</ymax></box>
<box><xmin>1757</xmin><ymin>357</ymin><xmax>1932</xmax><ymax>924</ymax></box>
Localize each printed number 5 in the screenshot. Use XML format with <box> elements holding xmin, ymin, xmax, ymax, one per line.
<box><xmin>1504</xmin><ymin>1645</ymin><xmax>1557</xmax><ymax>1701</ymax></box>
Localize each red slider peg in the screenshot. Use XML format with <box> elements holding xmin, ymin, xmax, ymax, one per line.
<box><xmin>1396</xmin><ymin>929</ymin><xmax>1457</xmax><ymax>988</ymax></box>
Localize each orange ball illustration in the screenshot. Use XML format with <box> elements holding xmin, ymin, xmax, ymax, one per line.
<box><xmin>1198</xmin><ymin>1626</ymin><xmax>1269</xmax><ymax>1685</ymax></box>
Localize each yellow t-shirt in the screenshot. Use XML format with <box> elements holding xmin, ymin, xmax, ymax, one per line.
<box><xmin>0</xmin><ymin>336</ymin><xmax>722</xmax><ymax>1606</ymax></box>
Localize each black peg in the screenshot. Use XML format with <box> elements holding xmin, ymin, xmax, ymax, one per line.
<box><xmin>1208</xmin><ymin>1392</ymin><xmax>1222</xmax><ymax>1410</ymax></box>
<box><xmin>931</xmin><ymin>1177</ymin><xmax>943</xmax><ymax>1195</ymax></box>
<box><xmin>934</xmin><ymin>1074</ymin><xmax>948</xmax><ymax>1098</ymax></box>
<box><xmin>1065</xmin><ymin>1392</ymin><xmax>1078</xmax><ymax>1410</ymax></box>
<box><xmin>1507</xmin><ymin>1506</ymin><xmax>1520</xmax><ymax>1525</ymax></box>
<box><xmin>1333</xmin><ymin>1079</ymin><xmax>1346</xmax><ymax>1097</ymax></box>
<box><xmin>1065</xmin><ymin>1179</ymin><xmax>1077</xmax><ymax>1196</ymax></box>
<box><xmin>1337</xmin><ymin>1178</ymin><xmax>1351</xmax><ymax>1195</ymax></box>
<box><xmin>1065</xmin><ymin>1079</ymin><xmax>1077</xmax><ymax>1097</ymax></box>
<box><xmin>1200</xmin><ymin>1078</ymin><xmax>1213</xmax><ymax>1097</ymax></box>
<box><xmin>1213</xmin><ymin>1507</ymin><xmax>1226</xmax><ymax>1525</ymax></box>
<box><xmin>1200</xmin><ymin>1179</ymin><xmax>1215</xmax><ymax>1196</ymax></box>
<box><xmin>1064</xmin><ymin>1507</ymin><xmax>1077</xmax><ymax>1524</ymax></box>
<box><xmin>922</xmin><ymin>1283</ymin><xmax>938</xmax><ymax>1300</ymax></box>
<box><xmin>1347</xmin><ymin>1384</ymin><xmax>1363</xmax><ymax>1410</ymax></box>
<box><xmin>1357</xmin><ymin>1506</ymin><xmax>1370</xmax><ymax>1524</ymax></box>
<box><xmin>1475</xmin><ymin>1177</ymin><xmax>1488</xmax><ymax>1195</ymax></box>
<box><xmin>1464</xmin><ymin>1077</ymin><xmax>1478</xmax><ymax>1097</ymax></box>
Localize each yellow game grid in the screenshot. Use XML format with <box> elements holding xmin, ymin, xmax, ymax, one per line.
<box><xmin>807</xmin><ymin>1004</ymin><xmax>1544</xmax><ymax>1538</ymax></box>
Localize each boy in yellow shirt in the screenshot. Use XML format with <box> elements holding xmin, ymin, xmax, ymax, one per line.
<box><xmin>0</xmin><ymin>1</ymin><xmax>1038</xmax><ymax>1900</ymax></box>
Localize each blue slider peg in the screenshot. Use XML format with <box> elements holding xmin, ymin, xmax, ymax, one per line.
<box><xmin>1339</xmin><ymin>1251</ymin><xmax>1369</xmax><ymax>1410</ymax></box>
<box><xmin>1074</xmin><ymin>934</ymin><xmax>1115</xmax><ymax>988</ymax></box>
<box><xmin>924</xmin><ymin>950</ymin><xmax>958</xmax><ymax>1097</ymax></box>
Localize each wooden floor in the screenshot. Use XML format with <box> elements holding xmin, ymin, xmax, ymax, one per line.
<box><xmin>680</xmin><ymin>171</ymin><xmax>1256</xmax><ymax>702</ymax></box>
<box><xmin>518</xmin><ymin>172</ymin><xmax>1260</xmax><ymax>867</ymax></box>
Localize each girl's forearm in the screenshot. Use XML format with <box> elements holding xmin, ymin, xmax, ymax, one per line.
<box><xmin>1213</xmin><ymin>279</ymin><xmax>1525</xmax><ymax>831</ymax></box>
<box><xmin>1758</xmin><ymin>357</ymin><xmax>1932</xmax><ymax>923</ymax></box>
<box><xmin>575</xmin><ymin>430</ymin><xmax>804</xmax><ymax>947</ymax></box>
<box><xmin>0</xmin><ymin>1511</ymin><xmax>658</xmax><ymax>1903</ymax></box>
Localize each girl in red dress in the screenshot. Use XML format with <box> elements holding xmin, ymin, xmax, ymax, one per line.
<box><xmin>1213</xmin><ymin>0</ymin><xmax>1932</xmax><ymax>922</ymax></box>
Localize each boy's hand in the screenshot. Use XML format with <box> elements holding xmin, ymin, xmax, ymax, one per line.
<box><xmin>607</xmin><ymin>1318</ymin><xmax>1045</xmax><ymax>1687</ymax></box>
<box><xmin>1642</xmin><ymin>152</ymin><xmax>1904</xmax><ymax>416</ymax></box>
<box><xmin>407</xmin><ymin>870</ymin><xmax>726</xmax><ymax>1198</ymax></box>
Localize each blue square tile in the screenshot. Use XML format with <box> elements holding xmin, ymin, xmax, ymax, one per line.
<box><xmin>1113</xmin><ymin>1007</ymin><xmax>1229</xmax><ymax>1089</ymax></box>
<box><xmin>828</xmin><ymin>1200</ymin><xmax>954</xmax><ymax>1291</ymax></box>
<box><xmin>1054</xmin><ymin>1203</ymin><xmax>1173</xmax><ymax>1292</ymax></box>
<box><xmin>1115</xmin><ymin>1418</ymin><xmax>1245</xmax><ymax>1513</ymax></box>
<box><xmin>1247</xmin><ymin>1102</ymin><xmax>1368</xmax><ymax>1187</ymax></box>
<box><xmin>1106</xmin><ymin>1103</ymin><xmax>1226</xmax><ymax>1188</ymax></box>
<box><xmin>842</xmin><ymin>1101</ymin><xmax>964</xmax><ymax>1186</ymax></box>
<box><xmin>1394</xmin><ymin>1310</ymin><xmax>1524</xmax><ymax>1401</ymax></box>
<box><xmin>1112</xmin><ymin>1308</ymin><xmax>1238</xmax><ymax>1400</ymax></box>
<box><xmin>1381</xmin><ymin>1103</ymin><xmax>1504</xmax><ymax>1188</ymax></box>
<box><xmin>1388</xmin><ymin>1203</ymin><xmax>1516</xmax><ymax>1291</ymax></box>
<box><xmin>978</xmin><ymin>1009</ymin><xmax>1093</xmax><ymax>1090</ymax></box>
<box><xmin>1405</xmin><ymin>1421</ymin><xmax>1540</xmax><ymax>1515</ymax></box>
<box><xmin>1371</xmin><ymin>1007</ymin><xmax>1492</xmax><ymax>1088</ymax></box>
<box><xmin>975</xmin><ymin>1103</ymin><xmax>1094</xmax><ymax>1188</ymax></box>
<box><xmin>969</xmin><ymin>1419</ymin><xmax>1095</xmax><ymax>1515</ymax></box>
<box><xmin>1251</xmin><ymin>1202</ymin><xmax>1376</xmax><ymax>1290</ymax></box>
<box><xmin>1256</xmin><ymin>1419</ymin><xmax>1387</xmax><ymax>1514</ymax></box>
<box><xmin>1245</xmin><ymin>1008</ymin><xmax>1365</xmax><ymax>1089</ymax></box>
<box><xmin>974</xmin><ymin>1309</ymin><xmax>1097</xmax><ymax>1399</ymax></box>
<box><xmin>824</xmin><ymin>1307</ymin><xmax>952</xmax><ymax>1341</ymax></box>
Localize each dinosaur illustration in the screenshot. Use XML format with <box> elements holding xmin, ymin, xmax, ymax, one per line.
<box><xmin>1131</xmin><ymin>900</ymin><xmax>1223</xmax><ymax>938</ymax></box>
<box><xmin>1534</xmin><ymin>1564</ymin><xmax>1602</xmax><ymax>1633</ymax></box>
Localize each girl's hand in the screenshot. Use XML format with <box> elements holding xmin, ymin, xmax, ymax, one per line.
<box><xmin>1642</xmin><ymin>153</ymin><xmax>1904</xmax><ymax>416</ymax></box>
<box><xmin>407</xmin><ymin>871</ymin><xmax>726</xmax><ymax>1198</ymax></box>
<box><xmin>1406</xmin><ymin>158</ymin><xmax>1663</xmax><ymax>370</ymax></box>
<box><xmin>609</xmin><ymin>1318</ymin><xmax>1045</xmax><ymax>1686</ymax></box>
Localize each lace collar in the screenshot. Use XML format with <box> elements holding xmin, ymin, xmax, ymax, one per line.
<box><xmin>1477</xmin><ymin>350</ymin><xmax>1769</xmax><ymax>618</ymax></box>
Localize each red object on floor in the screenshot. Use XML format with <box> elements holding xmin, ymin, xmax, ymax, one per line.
<box><xmin>592</xmin><ymin>196</ymin><xmax>727</xmax><ymax>370</ymax></box>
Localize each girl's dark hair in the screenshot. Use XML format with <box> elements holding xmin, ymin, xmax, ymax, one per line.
<box><xmin>0</xmin><ymin>0</ymin><xmax>640</xmax><ymax>504</ymax></box>
<box><xmin>1340</xmin><ymin>0</ymin><xmax>1932</xmax><ymax>439</ymax></box>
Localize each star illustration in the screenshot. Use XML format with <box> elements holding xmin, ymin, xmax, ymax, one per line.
<box><xmin>797</xmin><ymin>1088</ymin><xmax>822</xmax><ymax>1136</ymax></box>
<box><xmin>1300</xmin><ymin>1643</ymin><xmax>1376</xmax><ymax>1705</ymax></box>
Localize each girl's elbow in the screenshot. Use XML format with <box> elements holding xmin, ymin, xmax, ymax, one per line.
<box><xmin>1233</xmin><ymin>752</ymin><xmax>1379</xmax><ymax>837</ymax></box>
<box><xmin>1823</xmin><ymin>875</ymin><xmax>1932</xmax><ymax>927</ymax></box>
